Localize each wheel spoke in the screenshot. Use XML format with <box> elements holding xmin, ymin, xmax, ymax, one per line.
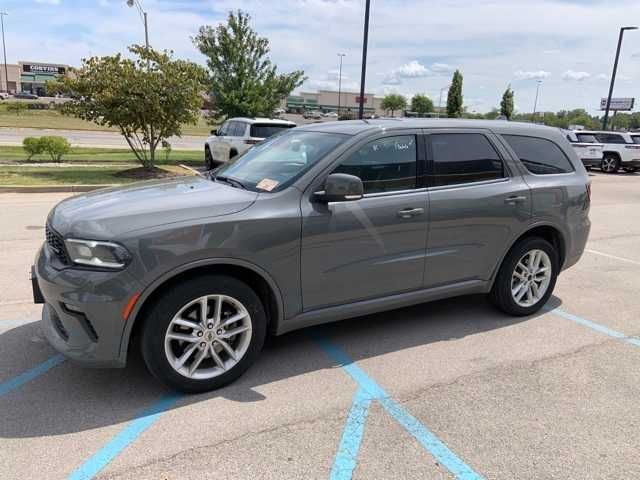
<box><xmin>167</xmin><ymin>332</ymin><xmax>199</xmax><ymax>343</ymax></box>
<box><xmin>189</xmin><ymin>347</ymin><xmax>209</xmax><ymax>376</ymax></box>
<box><xmin>215</xmin><ymin>338</ymin><xmax>237</xmax><ymax>361</ymax></box>
<box><xmin>174</xmin><ymin>343</ymin><xmax>198</xmax><ymax>369</ymax></box>
<box><xmin>209</xmin><ymin>345</ymin><xmax>226</xmax><ymax>370</ymax></box>
<box><xmin>213</xmin><ymin>295</ymin><xmax>223</xmax><ymax>327</ymax></box>
<box><xmin>219</xmin><ymin>312</ymin><xmax>247</xmax><ymax>329</ymax></box>
<box><xmin>514</xmin><ymin>284</ymin><xmax>528</xmax><ymax>301</ymax></box>
<box><xmin>173</xmin><ymin>318</ymin><xmax>202</xmax><ymax>330</ymax></box>
<box><xmin>199</xmin><ymin>297</ymin><xmax>209</xmax><ymax>326</ymax></box>
<box><xmin>219</xmin><ymin>324</ymin><xmax>250</xmax><ymax>339</ymax></box>
<box><xmin>531</xmin><ymin>281</ymin><xmax>540</xmax><ymax>298</ymax></box>
<box><xmin>526</xmin><ymin>285</ymin><xmax>534</xmax><ymax>303</ymax></box>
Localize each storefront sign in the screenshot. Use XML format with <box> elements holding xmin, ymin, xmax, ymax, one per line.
<box><xmin>22</xmin><ymin>64</ymin><xmax>66</xmax><ymax>75</ymax></box>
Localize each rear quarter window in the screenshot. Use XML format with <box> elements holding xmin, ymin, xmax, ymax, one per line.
<box><xmin>250</xmin><ymin>124</ymin><xmax>294</xmax><ymax>139</ymax></box>
<box><xmin>595</xmin><ymin>133</ymin><xmax>628</xmax><ymax>144</ymax></box>
<box><xmin>503</xmin><ymin>135</ymin><xmax>574</xmax><ymax>175</ymax></box>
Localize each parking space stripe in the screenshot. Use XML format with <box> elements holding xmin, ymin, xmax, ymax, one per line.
<box><xmin>67</xmin><ymin>393</ymin><xmax>182</xmax><ymax>480</ymax></box>
<box><xmin>585</xmin><ymin>249</ymin><xmax>640</xmax><ymax>267</ymax></box>
<box><xmin>330</xmin><ymin>388</ymin><xmax>372</xmax><ymax>480</ymax></box>
<box><xmin>0</xmin><ymin>354</ymin><xmax>65</xmax><ymax>397</ymax></box>
<box><xmin>550</xmin><ymin>308</ymin><xmax>640</xmax><ymax>347</ymax></box>
<box><xmin>314</xmin><ymin>334</ymin><xmax>485</xmax><ymax>480</ymax></box>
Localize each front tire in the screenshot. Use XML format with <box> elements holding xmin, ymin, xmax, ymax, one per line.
<box><xmin>490</xmin><ymin>237</ymin><xmax>559</xmax><ymax>316</ymax></box>
<box><xmin>601</xmin><ymin>154</ymin><xmax>620</xmax><ymax>173</ymax></box>
<box><xmin>141</xmin><ymin>275</ymin><xmax>267</xmax><ymax>393</ymax></box>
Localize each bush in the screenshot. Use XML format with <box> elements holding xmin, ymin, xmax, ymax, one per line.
<box><xmin>6</xmin><ymin>101</ymin><xmax>28</xmax><ymax>115</ymax></box>
<box><xmin>39</xmin><ymin>136</ymin><xmax>71</xmax><ymax>162</ymax></box>
<box><xmin>23</xmin><ymin>137</ymin><xmax>44</xmax><ymax>160</ymax></box>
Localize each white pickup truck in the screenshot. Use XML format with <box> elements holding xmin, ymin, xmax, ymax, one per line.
<box><xmin>564</xmin><ymin>130</ymin><xmax>603</xmax><ymax>169</ymax></box>
<box><xmin>575</xmin><ymin>130</ymin><xmax>640</xmax><ymax>173</ymax></box>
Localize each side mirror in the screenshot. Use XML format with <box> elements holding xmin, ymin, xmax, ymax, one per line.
<box><xmin>314</xmin><ymin>173</ymin><xmax>364</xmax><ymax>203</ymax></box>
<box><xmin>210</xmin><ymin>129</ymin><xmax>218</xmax><ymax>136</ymax></box>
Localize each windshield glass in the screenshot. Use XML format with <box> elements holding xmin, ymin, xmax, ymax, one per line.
<box><xmin>214</xmin><ymin>130</ymin><xmax>347</xmax><ymax>192</ymax></box>
<box><xmin>576</xmin><ymin>134</ymin><xmax>599</xmax><ymax>143</ymax></box>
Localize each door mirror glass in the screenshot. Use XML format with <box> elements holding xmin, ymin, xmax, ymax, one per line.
<box><xmin>314</xmin><ymin>173</ymin><xmax>364</xmax><ymax>202</ymax></box>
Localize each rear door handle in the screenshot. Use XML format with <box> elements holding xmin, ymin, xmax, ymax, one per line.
<box><xmin>397</xmin><ymin>207</ymin><xmax>424</xmax><ymax>218</ymax></box>
<box><xmin>504</xmin><ymin>195</ymin><xmax>527</xmax><ymax>204</ymax></box>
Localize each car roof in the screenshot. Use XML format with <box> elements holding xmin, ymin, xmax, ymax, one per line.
<box><xmin>229</xmin><ymin>117</ymin><xmax>295</xmax><ymax>125</ymax></box>
<box><xmin>578</xmin><ymin>130</ymin><xmax>630</xmax><ymax>136</ymax></box>
<box><xmin>298</xmin><ymin>118</ymin><xmax>563</xmax><ymax>137</ymax></box>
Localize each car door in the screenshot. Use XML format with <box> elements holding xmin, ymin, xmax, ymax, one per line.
<box><xmin>211</xmin><ymin>121</ymin><xmax>230</xmax><ymax>161</ymax></box>
<box><xmin>300</xmin><ymin>131</ymin><xmax>429</xmax><ymax>310</ymax></box>
<box><xmin>424</xmin><ymin>129</ymin><xmax>531</xmax><ymax>288</ymax></box>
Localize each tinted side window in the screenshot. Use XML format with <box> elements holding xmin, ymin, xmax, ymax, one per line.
<box><xmin>595</xmin><ymin>133</ymin><xmax>627</xmax><ymax>144</ymax></box>
<box><xmin>227</xmin><ymin>122</ymin><xmax>240</xmax><ymax>137</ymax></box>
<box><xmin>503</xmin><ymin>135</ymin><xmax>574</xmax><ymax>175</ymax></box>
<box><xmin>234</xmin><ymin>123</ymin><xmax>247</xmax><ymax>137</ymax></box>
<box><xmin>430</xmin><ymin>133</ymin><xmax>504</xmax><ymax>187</ymax></box>
<box><xmin>217</xmin><ymin>122</ymin><xmax>229</xmax><ymax>136</ymax></box>
<box><xmin>333</xmin><ymin>135</ymin><xmax>417</xmax><ymax>194</ymax></box>
<box><xmin>250</xmin><ymin>124</ymin><xmax>294</xmax><ymax>138</ymax></box>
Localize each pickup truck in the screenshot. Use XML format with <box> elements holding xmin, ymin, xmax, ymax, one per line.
<box><xmin>577</xmin><ymin>130</ymin><xmax>640</xmax><ymax>173</ymax></box>
<box><xmin>564</xmin><ymin>130</ymin><xmax>603</xmax><ymax>169</ymax></box>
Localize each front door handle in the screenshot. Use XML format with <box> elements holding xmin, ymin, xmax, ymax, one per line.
<box><xmin>397</xmin><ymin>207</ymin><xmax>424</xmax><ymax>219</ymax></box>
<box><xmin>504</xmin><ymin>195</ymin><xmax>527</xmax><ymax>204</ymax></box>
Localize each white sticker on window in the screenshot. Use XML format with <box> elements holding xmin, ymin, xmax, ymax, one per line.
<box><xmin>256</xmin><ymin>178</ymin><xmax>279</xmax><ymax>191</ymax></box>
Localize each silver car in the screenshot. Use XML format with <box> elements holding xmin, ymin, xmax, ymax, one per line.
<box><xmin>33</xmin><ymin>119</ymin><xmax>591</xmax><ymax>393</ymax></box>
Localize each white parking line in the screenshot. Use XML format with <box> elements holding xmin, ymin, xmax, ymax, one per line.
<box><xmin>585</xmin><ymin>249</ymin><xmax>640</xmax><ymax>267</ymax></box>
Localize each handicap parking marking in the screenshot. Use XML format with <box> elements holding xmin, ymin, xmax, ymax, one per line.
<box><xmin>67</xmin><ymin>393</ymin><xmax>183</xmax><ymax>480</ymax></box>
<box><xmin>314</xmin><ymin>333</ymin><xmax>485</xmax><ymax>480</ymax></box>
<box><xmin>549</xmin><ymin>308</ymin><xmax>640</xmax><ymax>347</ymax></box>
<box><xmin>0</xmin><ymin>354</ymin><xmax>66</xmax><ymax>397</ymax></box>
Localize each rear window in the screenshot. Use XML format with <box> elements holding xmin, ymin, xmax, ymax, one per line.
<box><xmin>631</xmin><ymin>136</ymin><xmax>640</xmax><ymax>145</ymax></box>
<box><xmin>595</xmin><ymin>133</ymin><xmax>628</xmax><ymax>144</ymax></box>
<box><xmin>503</xmin><ymin>135</ymin><xmax>574</xmax><ymax>175</ymax></box>
<box><xmin>575</xmin><ymin>133</ymin><xmax>599</xmax><ymax>143</ymax></box>
<box><xmin>250</xmin><ymin>124</ymin><xmax>294</xmax><ymax>139</ymax></box>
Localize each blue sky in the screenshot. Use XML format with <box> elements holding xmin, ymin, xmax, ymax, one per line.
<box><xmin>4</xmin><ymin>0</ymin><xmax>640</xmax><ymax>113</ymax></box>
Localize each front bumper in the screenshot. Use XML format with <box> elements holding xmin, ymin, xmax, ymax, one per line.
<box><xmin>35</xmin><ymin>244</ymin><xmax>142</xmax><ymax>368</ymax></box>
<box><xmin>581</xmin><ymin>158</ymin><xmax>601</xmax><ymax>168</ymax></box>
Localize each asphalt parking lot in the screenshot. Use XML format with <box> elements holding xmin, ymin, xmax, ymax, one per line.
<box><xmin>1</xmin><ymin>171</ymin><xmax>640</xmax><ymax>479</ymax></box>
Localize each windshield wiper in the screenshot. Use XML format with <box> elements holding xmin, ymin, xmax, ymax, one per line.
<box><xmin>215</xmin><ymin>175</ymin><xmax>247</xmax><ymax>190</ymax></box>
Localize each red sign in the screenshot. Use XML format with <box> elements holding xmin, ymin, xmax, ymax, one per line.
<box><xmin>355</xmin><ymin>96</ymin><xmax>368</xmax><ymax>104</ymax></box>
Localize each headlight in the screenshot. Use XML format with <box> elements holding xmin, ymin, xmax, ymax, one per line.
<box><xmin>64</xmin><ymin>239</ymin><xmax>131</xmax><ymax>269</ymax></box>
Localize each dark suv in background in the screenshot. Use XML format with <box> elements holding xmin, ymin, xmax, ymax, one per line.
<box><xmin>33</xmin><ymin>119</ymin><xmax>591</xmax><ymax>392</ymax></box>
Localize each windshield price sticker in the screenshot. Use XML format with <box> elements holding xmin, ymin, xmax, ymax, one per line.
<box><xmin>256</xmin><ymin>178</ymin><xmax>279</xmax><ymax>191</ymax></box>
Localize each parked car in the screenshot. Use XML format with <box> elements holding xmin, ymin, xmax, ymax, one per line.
<box><xmin>204</xmin><ymin>117</ymin><xmax>295</xmax><ymax>169</ymax></box>
<box><xmin>0</xmin><ymin>92</ymin><xmax>10</xmax><ymax>100</ymax></box>
<box><xmin>564</xmin><ymin>130</ymin><xmax>604</xmax><ymax>169</ymax></box>
<box><xmin>33</xmin><ymin>119</ymin><xmax>590</xmax><ymax>393</ymax></box>
<box><xmin>274</xmin><ymin>108</ymin><xmax>286</xmax><ymax>116</ymax></box>
<box><xmin>579</xmin><ymin>130</ymin><xmax>640</xmax><ymax>173</ymax></box>
<box><xmin>303</xmin><ymin>110</ymin><xmax>322</xmax><ymax>119</ymax></box>
<box><xmin>628</xmin><ymin>132</ymin><xmax>640</xmax><ymax>148</ymax></box>
<box><xmin>322</xmin><ymin>111</ymin><xmax>338</xmax><ymax>118</ymax></box>
<box><xmin>14</xmin><ymin>92</ymin><xmax>38</xmax><ymax>100</ymax></box>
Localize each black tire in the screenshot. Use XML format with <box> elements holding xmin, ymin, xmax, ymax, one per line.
<box><xmin>601</xmin><ymin>154</ymin><xmax>620</xmax><ymax>174</ymax></box>
<box><xmin>623</xmin><ymin>167</ymin><xmax>638</xmax><ymax>173</ymax></box>
<box><xmin>490</xmin><ymin>237</ymin><xmax>559</xmax><ymax>316</ymax></box>
<box><xmin>204</xmin><ymin>146</ymin><xmax>213</xmax><ymax>170</ymax></box>
<box><xmin>141</xmin><ymin>275</ymin><xmax>267</xmax><ymax>393</ymax></box>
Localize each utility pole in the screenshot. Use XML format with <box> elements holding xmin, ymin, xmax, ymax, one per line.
<box><xmin>337</xmin><ymin>53</ymin><xmax>345</xmax><ymax>116</ymax></box>
<box><xmin>358</xmin><ymin>0</ymin><xmax>370</xmax><ymax>120</ymax></box>
<box><xmin>602</xmin><ymin>26</ymin><xmax>637</xmax><ymax>130</ymax></box>
<box><xmin>126</xmin><ymin>0</ymin><xmax>150</xmax><ymax>49</ymax></box>
<box><xmin>532</xmin><ymin>80</ymin><xmax>542</xmax><ymax>118</ymax></box>
<box><xmin>0</xmin><ymin>13</ymin><xmax>9</xmax><ymax>93</ymax></box>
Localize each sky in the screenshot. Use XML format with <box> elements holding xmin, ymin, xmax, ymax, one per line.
<box><xmin>3</xmin><ymin>0</ymin><xmax>640</xmax><ymax>114</ymax></box>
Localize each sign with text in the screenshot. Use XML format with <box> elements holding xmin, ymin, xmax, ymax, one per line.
<box><xmin>355</xmin><ymin>96</ymin><xmax>368</xmax><ymax>104</ymax></box>
<box><xmin>600</xmin><ymin>97</ymin><xmax>634</xmax><ymax>111</ymax></box>
<box><xmin>22</xmin><ymin>64</ymin><xmax>66</xmax><ymax>75</ymax></box>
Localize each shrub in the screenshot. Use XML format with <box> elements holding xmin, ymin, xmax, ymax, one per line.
<box><xmin>38</xmin><ymin>136</ymin><xmax>71</xmax><ymax>162</ymax></box>
<box><xmin>6</xmin><ymin>101</ymin><xmax>28</xmax><ymax>115</ymax></box>
<box><xmin>23</xmin><ymin>137</ymin><xmax>44</xmax><ymax>160</ymax></box>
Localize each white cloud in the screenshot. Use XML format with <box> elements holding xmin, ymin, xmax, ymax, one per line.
<box><xmin>431</xmin><ymin>63</ymin><xmax>455</xmax><ymax>73</ymax></box>
<box><xmin>396</xmin><ymin>60</ymin><xmax>430</xmax><ymax>78</ymax></box>
<box><xmin>562</xmin><ymin>70</ymin><xmax>591</xmax><ymax>81</ymax></box>
<box><xmin>514</xmin><ymin>70</ymin><xmax>551</xmax><ymax>80</ymax></box>
<box><xmin>595</xmin><ymin>73</ymin><xmax>609</xmax><ymax>81</ymax></box>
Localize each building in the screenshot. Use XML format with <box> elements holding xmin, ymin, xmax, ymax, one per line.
<box><xmin>285</xmin><ymin>90</ymin><xmax>385</xmax><ymax>116</ymax></box>
<box><xmin>0</xmin><ymin>61</ymin><xmax>70</xmax><ymax>95</ymax></box>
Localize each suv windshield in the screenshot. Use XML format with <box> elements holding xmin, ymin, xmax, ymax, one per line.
<box><xmin>214</xmin><ymin>130</ymin><xmax>347</xmax><ymax>192</ymax></box>
<box><xmin>250</xmin><ymin>124</ymin><xmax>294</xmax><ymax>138</ymax></box>
<box><xmin>575</xmin><ymin>133</ymin><xmax>599</xmax><ymax>143</ymax></box>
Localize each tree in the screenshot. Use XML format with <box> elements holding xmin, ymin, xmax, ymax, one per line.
<box><xmin>500</xmin><ymin>86</ymin><xmax>514</xmax><ymax>120</ymax></box>
<box><xmin>446</xmin><ymin>70</ymin><xmax>464</xmax><ymax>118</ymax></box>
<box><xmin>194</xmin><ymin>10</ymin><xmax>306</xmax><ymax>119</ymax></box>
<box><xmin>49</xmin><ymin>45</ymin><xmax>206</xmax><ymax>170</ymax></box>
<box><xmin>381</xmin><ymin>94</ymin><xmax>407</xmax><ymax>117</ymax></box>
<box><xmin>410</xmin><ymin>94</ymin><xmax>434</xmax><ymax>116</ymax></box>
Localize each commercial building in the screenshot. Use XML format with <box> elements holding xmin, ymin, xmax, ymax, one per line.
<box><xmin>285</xmin><ymin>90</ymin><xmax>385</xmax><ymax>116</ymax></box>
<box><xmin>0</xmin><ymin>61</ymin><xmax>70</xmax><ymax>95</ymax></box>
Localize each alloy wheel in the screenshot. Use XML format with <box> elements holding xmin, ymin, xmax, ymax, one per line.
<box><xmin>601</xmin><ymin>157</ymin><xmax>617</xmax><ymax>173</ymax></box>
<box><xmin>510</xmin><ymin>249</ymin><xmax>552</xmax><ymax>308</ymax></box>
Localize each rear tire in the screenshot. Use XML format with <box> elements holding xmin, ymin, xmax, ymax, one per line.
<box><xmin>141</xmin><ymin>275</ymin><xmax>267</xmax><ymax>393</ymax></box>
<box><xmin>601</xmin><ymin>154</ymin><xmax>620</xmax><ymax>173</ymax></box>
<box><xmin>490</xmin><ymin>237</ymin><xmax>559</xmax><ymax>316</ymax></box>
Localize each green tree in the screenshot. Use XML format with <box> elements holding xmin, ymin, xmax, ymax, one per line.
<box><xmin>410</xmin><ymin>94</ymin><xmax>434</xmax><ymax>116</ymax></box>
<box><xmin>500</xmin><ymin>86</ymin><xmax>514</xmax><ymax>120</ymax></box>
<box><xmin>49</xmin><ymin>45</ymin><xmax>206</xmax><ymax>169</ymax></box>
<box><xmin>381</xmin><ymin>94</ymin><xmax>407</xmax><ymax>116</ymax></box>
<box><xmin>446</xmin><ymin>70</ymin><xmax>464</xmax><ymax>118</ymax></box>
<box><xmin>194</xmin><ymin>10</ymin><xmax>306</xmax><ymax>119</ymax></box>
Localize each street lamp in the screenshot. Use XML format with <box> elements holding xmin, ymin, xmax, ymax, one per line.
<box><xmin>126</xmin><ymin>0</ymin><xmax>149</xmax><ymax>49</ymax></box>
<box><xmin>532</xmin><ymin>80</ymin><xmax>542</xmax><ymax>118</ymax></box>
<box><xmin>0</xmin><ymin>12</ymin><xmax>8</xmax><ymax>93</ymax></box>
<box><xmin>357</xmin><ymin>0</ymin><xmax>371</xmax><ymax>120</ymax></box>
<box><xmin>437</xmin><ymin>85</ymin><xmax>450</xmax><ymax>118</ymax></box>
<box><xmin>602</xmin><ymin>26</ymin><xmax>637</xmax><ymax>130</ymax></box>
<box><xmin>337</xmin><ymin>53</ymin><xmax>346</xmax><ymax>116</ymax></box>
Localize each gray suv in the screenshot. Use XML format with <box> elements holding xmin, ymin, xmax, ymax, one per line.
<box><xmin>33</xmin><ymin>119</ymin><xmax>591</xmax><ymax>393</ymax></box>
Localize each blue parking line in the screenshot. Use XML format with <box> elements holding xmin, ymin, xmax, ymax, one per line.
<box><xmin>67</xmin><ymin>393</ymin><xmax>182</xmax><ymax>480</ymax></box>
<box><xmin>330</xmin><ymin>388</ymin><xmax>373</xmax><ymax>480</ymax></box>
<box><xmin>550</xmin><ymin>308</ymin><xmax>640</xmax><ymax>347</ymax></box>
<box><xmin>0</xmin><ymin>354</ymin><xmax>66</xmax><ymax>397</ymax></box>
<box><xmin>314</xmin><ymin>334</ymin><xmax>484</xmax><ymax>480</ymax></box>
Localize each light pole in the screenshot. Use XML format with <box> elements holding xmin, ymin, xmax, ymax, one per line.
<box><xmin>126</xmin><ymin>0</ymin><xmax>149</xmax><ymax>49</ymax></box>
<box><xmin>437</xmin><ymin>85</ymin><xmax>450</xmax><ymax>118</ymax></box>
<box><xmin>337</xmin><ymin>53</ymin><xmax>345</xmax><ymax>115</ymax></box>
<box><xmin>357</xmin><ymin>0</ymin><xmax>371</xmax><ymax>120</ymax></box>
<box><xmin>602</xmin><ymin>26</ymin><xmax>637</xmax><ymax>130</ymax></box>
<box><xmin>532</xmin><ymin>80</ymin><xmax>542</xmax><ymax>118</ymax></box>
<box><xmin>0</xmin><ymin>12</ymin><xmax>8</xmax><ymax>93</ymax></box>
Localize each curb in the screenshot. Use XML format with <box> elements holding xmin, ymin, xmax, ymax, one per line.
<box><xmin>0</xmin><ymin>185</ymin><xmax>113</xmax><ymax>193</ymax></box>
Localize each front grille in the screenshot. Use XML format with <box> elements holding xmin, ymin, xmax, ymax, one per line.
<box><xmin>45</xmin><ymin>224</ymin><xmax>70</xmax><ymax>265</ymax></box>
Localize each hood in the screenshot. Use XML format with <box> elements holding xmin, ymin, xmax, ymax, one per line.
<box><xmin>50</xmin><ymin>175</ymin><xmax>258</xmax><ymax>238</ymax></box>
